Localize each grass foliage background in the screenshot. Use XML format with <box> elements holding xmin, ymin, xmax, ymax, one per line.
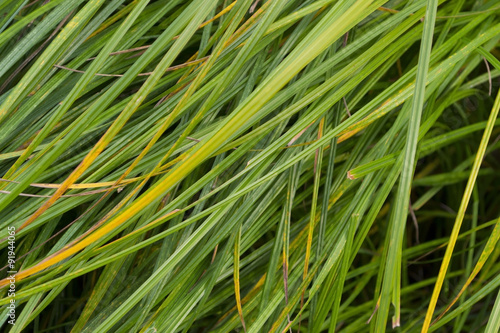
<box><xmin>0</xmin><ymin>0</ymin><xmax>500</xmax><ymax>332</ymax></box>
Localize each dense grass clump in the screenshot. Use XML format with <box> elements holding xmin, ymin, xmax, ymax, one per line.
<box><xmin>0</xmin><ymin>0</ymin><xmax>499</xmax><ymax>332</ymax></box>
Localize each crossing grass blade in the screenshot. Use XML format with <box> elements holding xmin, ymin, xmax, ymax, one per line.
<box><xmin>375</xmin><ymin>0</ymin><xmax>438</xmax><ymax>330</ymax></box>
<box><xmin>421</xmin><ymin>61</ymin><xmax>500</xmax><ymax>333</ymax></box>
